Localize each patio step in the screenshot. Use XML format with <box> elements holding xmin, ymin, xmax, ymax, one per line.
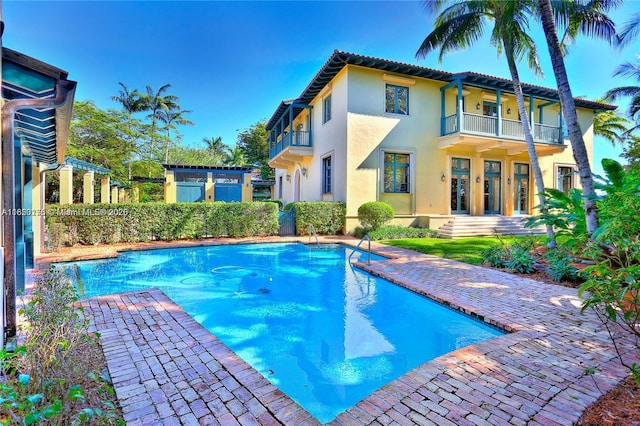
<box><xmin>438</xmin><ymin>215</ymin><xmax>544</xmax><ymax>239</ymax></box>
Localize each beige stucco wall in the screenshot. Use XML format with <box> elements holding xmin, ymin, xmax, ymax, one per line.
<box><xmin>272</xmin><ymin>63</ymin><xmax>597</xmax><ymax>234</ymax></box>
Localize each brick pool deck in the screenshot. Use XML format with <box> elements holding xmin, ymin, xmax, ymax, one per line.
<box><xmin>34</xmin><ymin>237</ymin><xmax>637</xmax><ymax>425</ymax></box>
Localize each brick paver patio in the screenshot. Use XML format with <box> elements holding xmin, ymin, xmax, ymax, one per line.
<box><xmin>34</xmin><ymin>237</ymin><xmax>637</xmax><ymax>425</ymax></box>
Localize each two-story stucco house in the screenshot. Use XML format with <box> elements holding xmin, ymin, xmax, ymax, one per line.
<box><xmin>266</xmin><ymin>50</ymin><xmax>614</xmax><ymax>235</ymax></box>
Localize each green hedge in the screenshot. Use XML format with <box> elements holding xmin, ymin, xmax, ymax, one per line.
<box><xmin>294</xmin><ymin>202</ymin><xmax>346</xmax><ymax>236</ymax></box>
<box><xmin>45</xmin><ymin>202</ymin><xmax>279</xmax><ymax>247</ymax></box>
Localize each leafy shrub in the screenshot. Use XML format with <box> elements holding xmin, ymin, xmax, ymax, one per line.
<box><xmin>357</xmin><ymin>202</ymin><xmax>394</xmax><ymax>230</ymax></box>
<box><xmin>0</xmin><ymin>269</ymin><xmax>122</xmax><ymax>424</ymax></box>
<box><xmin>45</xmin><ymin>202</ymin><xmax>279</xmax><ymax>247</ymax></box>
<box><xmin>504</xmin><ymin>245</ymin><xmax>536</xmax><ymax>274</ymax></box>
<box><xmin>265</xmin><ymin>199</ymin><xmax>283</xmax><ymax>210</ymax></box>
<box><xmin>483</xmin><ymin>245</ymin><xmax>508</xmax><ymax>268</ymax></box>
<box><xmin>283</xmin><ymin>202</ymin><xmax>296</xmax><ymax>211</ymax></box>
<box><xmin>353</xmin><ymin>225</ymin><xmax>438</xmax><ymax>240</ymax></box>
<box><xmin>294</xmin><ymin>202</ymin><xmax>346</xmax><ymax>235</ymax></box>
<box><xmin>544</xmin><ymin>248</ymin><xmax>579</xmax><ymax>282</ymax></box>
<box><xmin>579</xmin><ymin>161</ymin><xmax>640</xmax><ymax>385</ymax></box>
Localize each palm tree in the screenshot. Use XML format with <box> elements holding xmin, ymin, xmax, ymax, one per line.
<box><xmin>536</xmin><ymin>0</ymin><xmax>618</xmax><ymax>234</ymax></box>
<box><xmin>111</xmin><ymin>82</ymin><xmax>146</xmax><ymax>114</ymax></box>
<box><xmin>157</xmin><ymin>107</ymin><xmax>195</xmax><ymax>163</ymax></box>
<box><xmin>417</xmin><ymin>0</ymin><xmax>556</xmax><ymax>245</ymax></box>
<box><xmin>111</xmin><ymin>82</ymin><xmax>146</xmax><ymax>180</ymax></box>
<box><xmin>202</xmin><ymin>136</ymin><xmax>227</xmax><ymax>165</ymax></box>
<box><xmin>224</xmin><ymin>145</ymin><xmax>247</xmax><ymax>166</ymax></box>
<box><xmin>144</xmin><ymin>84</ymin><xmax>179</xmax><ymax>131</ymax></box>
<box><xmin>203</xmin><ymin>136</ymin><xmax>226</xmax><ymax>155</ymax></box>
<box><xmin>605</xmin><ymin>61</ymin><xmax>640</xmax><ymax>134</ymax></box>
<box><xmin>593</xmin><ymin>108</ymin><xmax>631</xmax><ymax>146</ymax></box>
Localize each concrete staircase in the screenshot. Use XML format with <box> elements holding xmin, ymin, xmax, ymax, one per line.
<box><xmin>437</xmin><ymin>215</ymin><xmax>543</xmax><ymax>239</ymax></box>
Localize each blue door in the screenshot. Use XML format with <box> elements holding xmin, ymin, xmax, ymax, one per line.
<box><xmin>215</xmin><ymin>183</ymin><xmax>242</xmax><ymax>202</ymax></box>
<box><xmin>176</xmin><ymin>182</ymin><xmax>205</xmax><ymax>202</ymax></box>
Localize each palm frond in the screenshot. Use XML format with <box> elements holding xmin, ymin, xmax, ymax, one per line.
<box><xmin>617</xmin><ymin>12</ymin><xmax>640</xmax><ymax>47</ymax></box>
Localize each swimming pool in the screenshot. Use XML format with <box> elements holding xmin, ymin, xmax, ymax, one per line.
<box><xmin>58</xmin><ymin>243</ymin><xmax>504</xmax><ymax>423</ymax></box>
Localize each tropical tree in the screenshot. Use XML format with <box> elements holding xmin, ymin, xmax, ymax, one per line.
<box><xmin>593</xmin><ymin>108</ymin><xmax>631</xmax><ymax>146</ymax></box>
<box><xmin>157</xmin><ymin>107</ymin><xmax>195</xmax><ymax>163</ymax></box>
<box><xmin>202</xmin><ymin>136</ymin><xmax>227</xmax><ymax>165</ymax></box>
<box><xmin>416</xmin><ymin>0</ymin><xmax>556</xmax><ymax>245</ymax></box>
<box><xmin>224</xmin><ymin>145</ymin><xmax>247</xmax><ymax>166</ymax></box>
<box><xmin>536</xmin><ymin>0</ymin><xmax>618</xmax><ymax>234</ymax></box>
<box><xmin>111</xmin><ymin>82</ymin><xmax>147</xmax><ymax>179</ymax></box>
<box><xmin>237</xmin><ymin>121</ymin><xmax>273</xmax><ymax>180</ymax></box>
<box><xmin>143</xmin><ymin>84</ymin><xmax>179</xmax><ymax>132</ymax></box>
<box><xmin>605</xmin><ymin>60</ymin><xmax>640</xmax><ymax>134</ymax></box>
<box><xmin>111</xmin><ymin>82</ymin><xmax>146</xmax><ymax>115</ymax></box>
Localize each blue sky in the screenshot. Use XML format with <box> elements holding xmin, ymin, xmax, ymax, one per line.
<box><xmin>3</xmin><ymin>1</ymin><xmax>638</xmax><ymax>177</ymax></box>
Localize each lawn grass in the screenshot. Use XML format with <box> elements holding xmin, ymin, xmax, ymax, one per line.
<box><xmin>382</xmin><ymin>236</ymin><xmax>541</xmax><ymax>265</ymax></box>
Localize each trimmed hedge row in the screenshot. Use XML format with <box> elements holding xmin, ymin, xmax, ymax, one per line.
<box><xmin>293</xmin><ymin>201</ymin><xmax>346</xmax><ymax>235</ymax></box>
<box><xmin>46</xmin><ymin>202</ymin><xmax>279</xmax><ymax>247</ymax></box>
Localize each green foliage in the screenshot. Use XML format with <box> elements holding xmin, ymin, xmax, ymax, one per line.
<box><xmin>526</xmin><ymin>187</ymin><xmax>587</xmax><ymax>250</ymax></box>
<box><xmin>578</xmin><ymin>161</ymin><xmax>640</xmax><ymax>385</ymax></box>
<box><xmin>236</xmin><ymin>121</ymin><xmax>273</xmax><ymax>180</ymax></box>
<box><xmin>482</xmin><ymin>245</ymin><xmax>508</xmax><ymax>268</ymax></box>
<box><xmin>544</xmin><ymin>248</ymin><xmax>579</xmax><ymax>282</ymax></box>
<box><xmin>504</xmin><ymin>244</ymin><xmax>536</xmax><ymax>274</ymax></box>
<box><xmin>384</xmin><ymin>236</ymin><xmax>539</xmax><ymax>266</ymax></box>
<box><xmin>294</xmin><ymin>202</ymin><xmax>346</xmax><ymax>235</ymax></box>
<box><xmin>357</xmin><ymin>202</ymin><xmax>394</xmax><ymax>230</ymax></box>
<box><xmin>0</xmin><ymin>269</ymin><xmax>122</xmax><ymax>424</ymax></box>
<box><xmin>45</xmin><ymin>202</ymin><xmax>279</xmax><ymax>247</ymax></box>
<box><xmin>263</xmin><ymin>199</ymin><xmax>283</xmax><ymax>210</ymax></box>
<box><xmin>353</xmin><ymin>225</ymin><xmax>438</xmax><ymax>240</ymax></box>
<box><xmin>68</xmin><ymin>101</ymin><xmax>139</xmax><ymax>185</ymax></box>
<box><xmin>283</xmin><ymin>202</ymin><xmax>295</xmax><ymax>211</ymax></box>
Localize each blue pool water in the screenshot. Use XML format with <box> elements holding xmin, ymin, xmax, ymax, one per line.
<box><xmin>58</xmin><ymin>243</ymin><xmax>504</xmax><ymax>423</ymax></box>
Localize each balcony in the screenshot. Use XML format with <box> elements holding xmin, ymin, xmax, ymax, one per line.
<box><xmin>439</xmin><ymin>112</ymin><xmax>565</xmax><ymax>156</ymax></box>
<box><xmin>268</xmin><ymin>130</ymin><xmax>313</xmax><ymax>169</ymax></box>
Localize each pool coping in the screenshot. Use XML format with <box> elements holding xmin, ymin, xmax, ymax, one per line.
<box><xmin>32</xmin><ymin>236</ymin><xmax>637</xmax><ymax>425</ymax></box>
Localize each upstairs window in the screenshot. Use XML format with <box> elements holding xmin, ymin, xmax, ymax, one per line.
<box><xmin>385</xmin><ymin>84</ymin><xmax>409</xmax><ymax>115</ymax></box>
<box><xmin>384</xmin><ymin>153</ymin><xmax>410</xmax><ymax>193</ymax></box>
<box><xmin>323</xmin><ymin>94</ymin><xmax>332</xmax><ymax>124</ymax></box>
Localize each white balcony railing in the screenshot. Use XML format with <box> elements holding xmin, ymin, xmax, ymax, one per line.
<box><xmin>442</xmin><ymin>112</ymin><xmax>561</xmax><ymax>144</ymax></box>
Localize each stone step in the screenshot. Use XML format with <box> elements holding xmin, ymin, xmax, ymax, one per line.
<box><xmin>437</xmin><ymin>215</ymin><xmax>544</xmax><ymax>238</ymax></box>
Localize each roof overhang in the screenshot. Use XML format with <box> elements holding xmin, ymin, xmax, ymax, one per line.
<box><xmin>2</xmin><ymin>48</ymin><xmax>77</xmax><ymax>165</ymax></box>
<box><xmin>162</xmin><ymin>164</ymin><xmax>253</xmax><ymax>172</ymax></box>
<box><xmin>265</xmin><ymin>50</ymin><xmax>616</xmax><ymax>131</ymax></box>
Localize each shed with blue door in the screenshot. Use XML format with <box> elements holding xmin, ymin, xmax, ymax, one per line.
<box><xmin>163</xmin><ymin>164</ymin><xmax>253</xmax><ymax>203</ymax></box>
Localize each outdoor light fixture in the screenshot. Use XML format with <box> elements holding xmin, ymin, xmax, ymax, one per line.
<box><xmin>476</xmin><ymin>175</ymin><xmax>481</xmax><ymax>183</ymax></box>
<box><xmin>286</xmin><ymin>174</ymin><xmax>291</xmax><ymax>182</ymax></box>
<box><xmin>476</xmin><ymin>102</ymin><xmax>481</xmax><ymax>110</ymax></box>
<box><xmin>441</xmin><ymin>173</ymin><xmax>446</xmax><ymax>182</ymax></box>
<box><xmin>507</xmin><ymin>177</ymin><xmax>511</xmax><ymax>185</ymax></box>
<box><xmin>507</xmin><ymin>107</ymin><xmax>512</xmax><ymax>114</ymax></box>
<box><xmin>301</xmin><ymin>167</ymin><xmax>308</xmax><ymax>178</ymax></box>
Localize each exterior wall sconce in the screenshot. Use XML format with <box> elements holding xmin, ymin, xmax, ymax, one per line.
<box><xmin>507</xmin><ymin>177</ymin><xmax>511</xmax><ymax>184</ymax></box>
<box><xmin>286</xmin><ymin>174</ymin><xmax>291</xmax><ymax>182</ymax></box>
<box><xmin>301</xmin><ymin>167</ymin><xmax>308</xmax><ymax>178</ymax></box>
<box><xmin>476</xmin><ymin>102</ymin><xmax>481</xmax><ymax>110</ymax></box>
<box><xmin>476</xmin><ymin>175</ymin><xmax>481</xmax><ymax>183</ymax></box>
<box><xmin>441</xmin><ymin>173</ymin><xmax>446</xmax><ymax>182</ymax></box>
<box><xmin>507</xmin><ymin>107</ymin><xmax>511</xmax><ymax>115</ymax></box>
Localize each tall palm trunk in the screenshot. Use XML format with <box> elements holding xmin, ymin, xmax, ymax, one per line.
<box><xmin>538</xmin><ymin>0</ymin><xmax>598</xmax><ymax>234</ymax></box>
<box><xmin>504</xmin><ymin>36</ymin><xmax>556</xmax><ymax>246</ymax></box>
